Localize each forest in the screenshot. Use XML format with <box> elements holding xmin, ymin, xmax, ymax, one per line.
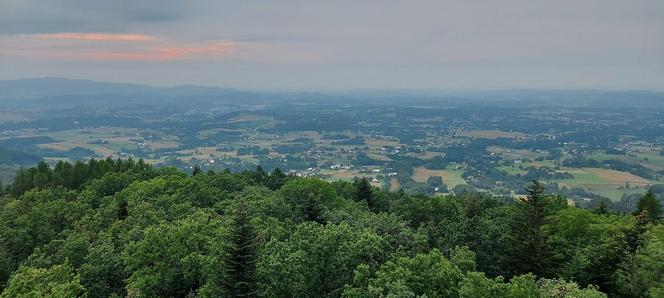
<box><xmin>0</xmin><ymin>159</ymin><xmax>662</xmax><ymax>297</ymax></box>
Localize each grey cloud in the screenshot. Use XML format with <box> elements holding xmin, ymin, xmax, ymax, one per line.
<box><xmin>0</xmin><ymin>0</ymin><xmax>189</xmax><ymax>34</ymax></box>
<box><xmin>0</xmin><ymin>0</ymin><xmax>663</xmax><ymax>90</ymax></box>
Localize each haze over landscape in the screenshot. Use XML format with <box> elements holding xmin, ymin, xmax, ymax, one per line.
<box><xmin>1</xmin><ymin>0</ymin><xmax>663</xmax><ymax>90</ymax></box>
<box><xmin>1</xmin><ymin>1</ymin><xmax>664</xmax><ymax>298</ymax></box>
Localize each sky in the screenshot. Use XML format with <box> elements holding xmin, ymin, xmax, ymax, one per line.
<box><xmin>1</xmin><ymin>0</ymin><xmax>663</xmax><ymax>90</ymax></box>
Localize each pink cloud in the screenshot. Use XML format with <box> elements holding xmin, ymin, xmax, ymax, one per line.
<box><xmin>20</xmin><ymin>43</ymin><xmax>237</xmax><ymax>61</ymax></box>
<box><xmin>152</xmin><ymin>43</ymin><xmax>235</xmax><ymax>60</ymax></box>
<box><xmin>33</xmin><ymin>33</ymin><xmax>157</xmax><ymax>42</ymax></box>
<box><xmin>2</xmin><ymin>33</ymin><xmax>236</xmax><ymax>61</ymax></box>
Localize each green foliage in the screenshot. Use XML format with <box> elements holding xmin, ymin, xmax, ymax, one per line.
<box><xmin>636</xmin><ymin>190</ymin><xmax>662</xmax><ymax>222</ymax></box>
<box><xmin>613</xmin><ymin>224</ymin><xmax>664</xmax><ymax>297</ymax></box>
<box><xmin>257</xmin><ymin>223</ymin><xmax>387</xmax><ymax>297</ymax></box>
<box><xmin>459</xmin><ymin>272</ymin><xmax>507</xmax><ymax>298</ymax></box>
<box><xmin>450</xmin><ymin>246</ymin><xmax>477</xmax><ymax>274</ymax></box>
<box><xmin>279</xmin><ymin>178</ymin><xmax>336</xmax><ymax>222</ymax></box>
<box><xmin>222</xmin><ymin>200</ymin><xmax>258</xmax><ymax>297</ymax></box>
<box><xmin>9</xmin><ymin>158</ymin><xmax>153</xmax><ymax>196</ymax></box>
<box><xmin>353</xmin><ymin>177</ymin><xmax>374</xmax><ymax>210</ymax></box>
<box><xmin>1</xmin><ymin>263</ymin><xmax>85</xmax><ymax>298</ymax></box>
<box><xmin>123</xmin><ymin>210</ymin><xmax>223</xmax><ymax>297</ymax></box>
<box><xmin>0</xmin><ymin>159</ymin><xmax>660</xmax><ymax>297</ymax></box>
<box><xmin>509</xmin><ymin>180</ymin><xmax>565</xmax><ymax>276</ymax></box>
<box><xmin>344</xmin><ymin>249</ymin><xmax>464</xmax><ymax>297</ymax></box>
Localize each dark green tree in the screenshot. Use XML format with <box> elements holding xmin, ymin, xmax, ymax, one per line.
<box><xmin>250</xmin><ymin>166</ymin><xmax>268</xmax><ymax>184</ymax></box>
<box><xmin>224</xmin><ymin>200</ymin><xmax>258</xmax><ymax>297</ymax></box>
<box><xmin>610</xmin><ymin>211</ymin><xmax>652</xmax><ymax>296</ymax></box>
<box><xmin>266</xmin><ymin>168</ymin><xmax>287</xmax><ymax>190</ymax></box>
<box><xmin>303</xmin><ymin>192</ymin><xmax>322</xmax><ymax>223</ymax></box>
<box><xmin>192</xmin><ymin>165</ymin><xmax>202</xmax><ymax>176</ymax></box>
<box><xmin>509</xmin><ymin>180</ymin><xmax>549</xmax><ymax>276</ymax></box>
<box><xmin>594</xmin><ymin>200</ymin><xmax>610</xmax><ymax>215</ymax></box>
<box><xmin>354</xmin><ymin>177</ymin><xmax>374</xmax><ymax>209</ymax></box>
<box><xmin>635</xmin><ymin>190</ymin><xmax>662</xmax><ymax>222</ymax></box>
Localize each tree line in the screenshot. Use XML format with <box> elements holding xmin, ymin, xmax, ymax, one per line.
<box><xmin>0</xmin><ymin>160</ymin><xmax>662</xmax><ymax>297</ymax></box>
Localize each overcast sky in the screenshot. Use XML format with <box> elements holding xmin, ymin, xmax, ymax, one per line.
<box><xmin>1</xmin><ymin>0</ymin><xmax>663</xmax><ymax>90</ymax></box>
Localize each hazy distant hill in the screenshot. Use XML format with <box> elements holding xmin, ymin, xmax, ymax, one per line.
<box><xmin>0</xmin><ymin>78</ymin><xmax>158</xmax><ymax>98</ymax></box>
<box><xmin>0</xmin><ymin>78</ymin><xmax>241</xmax><ymax>98</ymax></box>
<box><xmin>1</xmin><ymin>78</ymin><xmax>663</xmax><ymax>108</ymax></box>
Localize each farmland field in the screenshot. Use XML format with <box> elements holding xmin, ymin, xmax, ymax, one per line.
<box><xmin>1</xmin><ymin>84</ymin><xmax>663</xmax><ymax>211</ymax></box>
<box><xmin>411</xmin><ymin>166</ymin><xmax>467</xmax><ymax>188</ymax></box>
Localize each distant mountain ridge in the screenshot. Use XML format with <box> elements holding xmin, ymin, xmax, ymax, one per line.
<box><xmin>0</xmin><ymin>78</ymin><xmax>237</xmax><ymax>98</ymax></box>
<box><xmin>1</xmin><ymin>78</ymin><xmax>663</xmax><ymax>108</ymax></box>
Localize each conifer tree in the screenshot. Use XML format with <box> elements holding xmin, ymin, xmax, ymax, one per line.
<box><xmin>303</xmin><ymin>192</ymin><xmax>322</xmax><ymax>223</ymax></box>
<box><xmin>192</xmin><ymin>165</ymin><xmax>202</xmax><ymax>176</ymax></box>
<box><xmin>610</xmin><ymin>210</ymin><xmax>652</xmax><ymax>296</ymax></box>
<box><xmin>635</xmin><ymin>190</ymin><xmax>662</xmax><ymax>222</ymax></box>
<box><xmin>251</xmin><ymin>166</ymin><xmax>268</xmax><ymax>184</ymax></box>
<box><xmin>266</xmin><ymin>168</ymin><xmax>287</xmax><ymax>190</ymax></box>
<box><xmin>354</xmin><ymin>177</ymin><xmax>374</xmax><ymax>210</ymax></box>
<box><xmin>594</xmin><ymin>200</ymin><xmax>610</xmax><ymax>215</ymax></box>
<box><xmin>224</xmin><ymin>200</ymin><xmax>257</xmax><ymax>297</ymax></box>
<box><xmin>509</xmin><ymin>180</ymin><xmax>548</xmax><ymax>276</ymax></box>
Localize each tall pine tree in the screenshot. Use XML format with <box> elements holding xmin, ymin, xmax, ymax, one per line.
<box><xmin>224</xmin><ymin>200</ymin><xmax>258</xmax><ymax>297</ymax></box>
<box><xmin>266</xmin><ymin>168</ymin><xmax>287</xmax><ymax>190</ymax></box>
<box><xmin>303</xmin><ymin>192</ymin><xmax>322</xmax><ymax>223</ymax></box>
<box><xmin>635</xmin><ymin>189</ymin><xmax>662</xmax><ymax>223</ymax></box>
<box><xmin>509</xmin><ymin>180</ymin><xmax>548</xmax><ymax>276</ymax></box>
<box><xmin>192</xmin><ymin>165</ymin><xmax>202</xmax><ymax>176</ymax></box>
<box><xmin>610</xmin><ymin>210</ymin><xmax>652</xmax><ymax>296</ymax></box>
<box><xmin>354</xmin><ymin>177</ymin><xmax>374</xmax><ymax>210</ymax></box>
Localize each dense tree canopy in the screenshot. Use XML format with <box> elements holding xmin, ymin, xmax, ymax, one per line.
<box><xmin>0</xmin><ymin>160</ymin><xmax>662</xmax><ymax>297</ymax></box>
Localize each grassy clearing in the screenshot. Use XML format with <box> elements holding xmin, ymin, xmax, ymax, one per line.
<box><xmin>487</xmin><ymin>146</ymin><xmax>544</xmax><ymax>160</ymax></box>
<box><xmin>554</xmin><ymin>167</ymin><xmax>660</xmax><ymax>201</ymax></box>
<box><xmin>631</xmin><ymin>152</ymin><xmax>664</xmax><ymax>169</ymax></box>
<box><xmin>593</xmin><ymin>188</ymin><xmax>647</xmax><ymax>201</ymax></box>
<box><xmin>557</xmin><ymin>168</ymin><xmax>608</xmax><ymax>185</ymax></box>
<box><xmin>586</xmin><ymin>150</ymin><xmax>664</xmax><ymax>173</ymax></box>
<box><xmin>461</xmin><ymin>130</ymin><xmax>527</xmax><ymax>139</ymax></box>
<box><xmin>585</xmin><ymin>168</ymin><xmax>649</xmax><ymax>184</ymax></box>
<box><xmin>411</xmin><ymin>166</ymin><xmax>467</xmax><ymax>188</ymax></box>
<box><xmin>497</xmin><ymin>166</ymin><xmax>527</xmax><ymax>175</ymax></box>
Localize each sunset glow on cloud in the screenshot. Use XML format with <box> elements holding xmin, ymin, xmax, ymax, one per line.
<box><xmin>33</xmin><ymin>33</ymin><xmax>157</xmax><ymax>41</ymax></box>
<box><xmin>1</xmin><ymin>0</ymin><xmax>662</xmax><ymax>89</ymax></box>
<box><xmin>1</xmin><ymin>33</ymin><xmax>235</xmax><ymax>61</ymax></box>
<box><xmin>74</xmin><ymin>43</ymin><xmax>236</xmax><ymax>61</ymax></box>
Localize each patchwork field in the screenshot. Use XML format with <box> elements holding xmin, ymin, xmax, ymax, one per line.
<box><xmin>586</xmin><ymin>168</ymin><xmax>649</xmax><ymax>184</ymax></box>
<box><xmin>555</xmin><ymin>167</ymin><xmax>658</xmax><ymax>201</ymax></box>
<box><xmin>462</xmin><ymin>130</ymin><xmax>527</xmax><ymax>139</ymax></box>
<box><xmin>411</xmin><ymin>166</ymin><xmax>467</xmax><ymax>188</ymax></box>
<box><xmin>487</xmin><ymin>146</ymin><xmax>545</xmax><ymax>160</ymax></box>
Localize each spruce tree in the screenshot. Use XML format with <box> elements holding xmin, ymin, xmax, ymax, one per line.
<box><xmin>635</xmin><ymin>190</ymin><xmax>662</xmax><ymax>222</ymax></box>
<box><xmin>354</xmin><ymin>177</ymin><xmax>374</xmax><ymax>209</ymax></box>
<box><xmin>192</xmin><ymin>165</ymin><xmax>202</xmax><ymax>176</ymax></box>
<box><xmin>252</xmin><ymin>166</ymin><xmax>268</xmax><ymax>184</ymax></box>
<box><xmin>303</xmin><ymin>192</ymin><xmax>322</xmax><ymax>223</ymax></box>
<box><xmin>609</xmin><ymin>210</ymin><xmax>652</xmax><ymax>296</ymax></box>
<box><xmin>594</xmin><ymin>200</ymin><xmax>610</xmax><ymax>215</ymax></box>
<box><xmin>224</xmin><ymin>200</ymin><xmax>257</xmax><ymax>297</ymax></box>
<box><xmin>509</xmin><ymin>180</ymin><xmax>548</xmax><ymax>276</ymax></box>
<box><xmin>266</xmin><ymin>168</ymin><xmax>287</xmax><ymax>190</ymax></box>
